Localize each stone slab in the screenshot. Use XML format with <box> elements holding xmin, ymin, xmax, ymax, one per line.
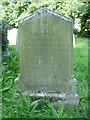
<box><xmin>18</xmin><ymin>8</ymin><xmax>79</xmax><ymax>107</ymax></box>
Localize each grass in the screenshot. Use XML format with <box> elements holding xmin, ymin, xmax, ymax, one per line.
<box><xmin>2</xmin><ymin>37</ymin><xmax>88</xmax><ymax>119</ymax></box>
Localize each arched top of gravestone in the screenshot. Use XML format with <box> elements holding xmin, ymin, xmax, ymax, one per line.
<box><xmin>19</xmin><ymin>7</ymin><xmax>73</xmax><ymax>24</ymax></box>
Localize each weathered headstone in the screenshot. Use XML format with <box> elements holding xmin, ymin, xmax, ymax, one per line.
<box><xmin>73</xmin><ymin>34</ymin><xmax>75</xmax><ymax>48</ymax></box>
<box><xmin>18</xmin><ymin>8</ymin><xmax>79</xmax><ymax>108</ymax></box>
<box><xmin>16</xmin><ymin>29</ymin><xmax>18</xmax><ymax>51</ymax></box>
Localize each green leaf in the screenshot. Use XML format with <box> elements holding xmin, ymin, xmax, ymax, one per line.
<box><xmin>46</xmin><ymin>100</ymin><xmax>59</xmax><ymax>118</ymax></box>
<box><xmin>58</xmin><ymin>102</ymin><xmax>64</xmax><ymax>117</ymax></box>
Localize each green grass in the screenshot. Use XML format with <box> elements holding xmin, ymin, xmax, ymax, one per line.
<box><xmin>2</xmin><ymin>37</ymin><xmax>88</xmax><ymax>118</ymax></box>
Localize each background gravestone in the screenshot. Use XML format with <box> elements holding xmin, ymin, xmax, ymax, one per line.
<box><xmin>0</xmin><ymin>19</ymin><xmax>8</xmax><ymax>52</ymax></box>
<box><xmin>0</xmin><ymin>25</ymin><xmax>2</xmax><ymax>77</ymax></box>
<box><xmin>0</xmin><ymin>31</ymin><xmax>1</xmax><ymax>114</ymax></box>
<box><xmin>19</xmin><ymin>8</ymin><xmax>79</xmax><ymax>107</ymax></box>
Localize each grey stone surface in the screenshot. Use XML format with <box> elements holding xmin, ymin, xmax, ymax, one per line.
<box><xmin>18</xmin><ymin>8</ymin><xmax>79</xmax><ymax>107</ymax></box>
<box><xmin>16</xmin><ymin>29</ymin><xmax>18</xmax><ymax>51</ymax></box>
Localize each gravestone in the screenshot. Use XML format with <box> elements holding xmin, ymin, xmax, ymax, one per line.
<box><xmin>73</xmin><ymin>34</ymin><xmax>75</xmax><ymax>48</ymax></box>
<box><xmin>0</xmin><ymin>26</ymin><xmax>2</xmax><ymax>77</ymax></box>
<box><xmin>16</xmin><ymin>29</ymin><xmax>18</xmax><ymax>51</ymax></box>
<box><xmin>0</xmin><ymin>33</ymin><xmax>1</xmax><ymax>116</ymax></box>
<box><xmin>18</xmin><ymin>8</ymin><xmax>79</xmax><ymax>108</ymax></box>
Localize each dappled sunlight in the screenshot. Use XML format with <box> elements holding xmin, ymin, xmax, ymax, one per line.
<box><xmin>76</xmin><ymin>42</ymin><xmax>87</xmax><ymax>48</ymax></box>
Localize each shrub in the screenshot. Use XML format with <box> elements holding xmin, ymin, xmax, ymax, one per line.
<box><xmin>77</xmin><ymin>2</ymin><xmax>90</xmax><ymax>37</ymax></box>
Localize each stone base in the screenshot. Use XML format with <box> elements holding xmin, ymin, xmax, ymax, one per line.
<box><xmin>28</xmin><ymin>92</ymin><xmax>78</xmax><ymax>109</ymax></box>
<box><xmin>14</xmin><ymin>76</ymin><xmax>79</xmax><ymax>109</ymax></box>
<box><xmin>14</xmin><ymin>91</ymin><xmax>79</xmax><ymax>109</ymax></box>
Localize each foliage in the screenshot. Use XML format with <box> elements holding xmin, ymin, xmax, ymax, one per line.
<box><xmin>78</xmin><ymin>3</ymin><xmax>90</xmax><ymax>37</ymax></box>
<box><xmin>2</xmin><ymin>37</ymin><xmax>88</xmax><ymax>118</ymax></box>
<box><xmin>1</xmin><ymin>1</ymin><xmax>89</xmax><ymax>36</ymax></box>
<box><xmin>0</xmin><ymin>1</ymin><xmax>89</xmax><ymax>36</ymax></box>
<box><xmin>0</xmin><ymin>19</ymin><xmax>8</xmax><ymax>51</ymax></box>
